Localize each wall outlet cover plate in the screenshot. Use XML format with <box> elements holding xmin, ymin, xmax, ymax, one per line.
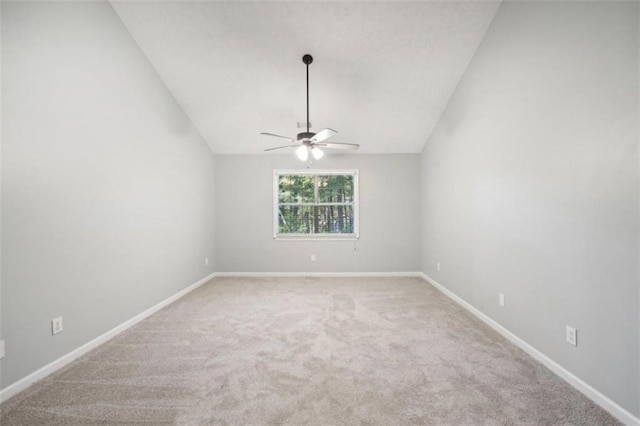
<box><xmin>52</xmin><ymin>317</ymin><xmax>64</xmax><ymax>335</ymax></box>
<box><xmin>566</xmin><ymin>325</ymin><xmax>577</xmax><ymax>346</ymax></box>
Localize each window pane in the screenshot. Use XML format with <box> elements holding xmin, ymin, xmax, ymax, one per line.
<box><xmin>278</xmin><ymin>175</ymin><xmax>314</xmax><ymax>203</ymax></box>
<box><xmin>278</xmin><ymin>205</ymin><xmax>314</xmax><ymax>234</ymax></box>
<box><xmin>313</xmin><ymin>205</ymin><xmax>354</xmax><ymax>234</ymax></box>
<box><xmin>317</xmin><ymin>175</ymin><xmax>354</xmax><ymax>203</ymax></box>
<box><xmin>278</xmin><ymin>205</ymin><xmax>354</xmax><ymax>234</ymax></box>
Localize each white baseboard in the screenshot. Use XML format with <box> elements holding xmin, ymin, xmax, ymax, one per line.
<box><xmin>213</xmin><ymin>271</ymin><xmax>424</xmax><ymax>278</ymax></box>
<box><xmin>4</xmin><ymin>271</ymin><xmax>637</xmax><ymax>425</ymax></box>
<box><xmin>419</xmin><ymin>272</ymin><xmax>640</xmax><ymax>426</ymax></box>
<box><xmin>0</xmin><ymin>272</ymin><xmax>216</xmax><ymax>404</ymax></box>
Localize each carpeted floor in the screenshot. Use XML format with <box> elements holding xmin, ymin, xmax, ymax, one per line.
<box><xmin>0</xmin><ymin>276</ymin><xmax>620</xmax><ymax>425</ymax></box>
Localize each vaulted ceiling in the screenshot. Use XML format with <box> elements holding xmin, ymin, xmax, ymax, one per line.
<box><xmin>111</xmin><ymin>1</ymin><xmax>501</xmax><ymax>154</ymax></box>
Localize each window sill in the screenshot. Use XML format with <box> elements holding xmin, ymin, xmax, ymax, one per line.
<box><xmin>274</xmin><ymin>234</ymin><xmax>359</xmax><ymax>241</ymax></box>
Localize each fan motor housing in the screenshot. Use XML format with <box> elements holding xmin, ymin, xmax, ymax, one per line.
<box><xmin>297</xmin><ymin>132</ymin><xmax>315</xmax><ymax>141</ymax></box>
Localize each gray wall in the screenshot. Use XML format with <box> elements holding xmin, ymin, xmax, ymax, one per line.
<box><xmin>215</xmin><ymin>154</ymin><xmax>420</xmax><ymax>273</ymax></box>
<box><xmin>1</xmin><ymin>2</ymin><xmax>215</xmax><ymax>388</ymax></box>
<box><xmin>0</xmin><ymin>0</ymin><xmax>4</xmax><ymax>384</ymax></box>
<box><xmin>420</xmin><ymin>1</ymin><xmax>639</xmax><ymax>415</ymax></box>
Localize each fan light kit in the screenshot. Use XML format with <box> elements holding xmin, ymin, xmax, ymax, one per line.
<box><xmin>261</xmin><ymin>54</ymin><xmax>359</xmax><ymax>163</ymax></box>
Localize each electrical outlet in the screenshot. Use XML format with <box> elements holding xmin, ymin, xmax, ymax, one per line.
<box><xmin>0</xmin><ymin>340</ymin><xmax>5</xmax><ymax>359</ymax></box>
<box><xmin>437</xmin><ymin>262</ymin><xmax>441</xmax><ymax>271</ymax></box>
<box><xmin>566</xmin><ymin>325</ymin><xmax>577</xmax><ymax>346</ymax></box>
<box><xmin>52</xmin><ymin>317</ymin><xmax>63</xmax><ymax>335</ymax></box>
<box><xmin>499</xmin><ymin>293</ymin><xmax>505</xmax><ymax>307</ymax></box>
<box><xmin>205</xmin><ymin>257</ymin><xmax>209</xmax><ymax>266</ymax></box>
<box><xmin>311</xmin><ymin>254</ymin><xmax>316</xmax><ymax>262</ymax></box>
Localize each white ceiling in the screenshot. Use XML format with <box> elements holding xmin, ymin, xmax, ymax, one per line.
<box><xmin>111</xmin><ymin>1</ymin><xmax>501</xmax><ymax>154</ymax></box>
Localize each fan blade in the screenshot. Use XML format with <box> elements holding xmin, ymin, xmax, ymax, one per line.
<box><xmin>315</xmin><ymin>142</ymin><xmax>359</xmax><ymax>150</ymax></box>
<box><xmin>260</xmin><ymin>132</ymin><xmax>294</xmax><ymax>142</ymax></box>
<box><xmin>310</xmin><ymin>128</ymin><xmax>337</xmax><ymax>144</ymax></box>
<box><xmin>264</xmin><ymin>145</ymin><xmax>299</xmax><ymax>152</ymax></box>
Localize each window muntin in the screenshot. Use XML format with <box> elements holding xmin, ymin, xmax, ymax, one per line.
<box><xmin>274</xmin><ymin>170</ymin><xmax>359</xmax><ymax>239</ymax></box>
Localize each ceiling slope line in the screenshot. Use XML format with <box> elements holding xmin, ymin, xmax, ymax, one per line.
<box><xmin>419</xmin><ymin>0</ymin><xmax>504</xmax><ymax>155</ymax></box>
<box><xmin>107</xmin><ymin>0</ymin><xmax>214</xmax><ymax>154</ymax></box>
<box><xmin>110</xmin><ymin>1</ymin><xmax>504</xmax><ymax>155</ymax></box>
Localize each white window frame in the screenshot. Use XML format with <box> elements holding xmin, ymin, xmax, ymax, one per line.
<box><xmin>273</xmin><ymin>169</ymin><xmax>359</xmax><ymax>240</ymax></box>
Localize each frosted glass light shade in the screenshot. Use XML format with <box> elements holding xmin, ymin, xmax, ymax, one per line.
<box><xmin>296</xmin><ymin>145</ymin><xmax>309</xmax><ymax>161</ymax></box>
<box><xmin>311</xmin><ymin>147</ymin><xmax>324</xmax><ymax>160</ymax></box>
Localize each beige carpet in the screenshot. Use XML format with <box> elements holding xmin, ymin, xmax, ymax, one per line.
<box><xmin>1</xmin><ymin>276</ymin><xmax>619</xmax><ymax>425</ymax></box>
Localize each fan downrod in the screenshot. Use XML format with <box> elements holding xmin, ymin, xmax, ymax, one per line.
<box><xmin>302</xmin><ymin>54</ymin><xmax>313</xmax><ymax>133</ymax></box>
<box><xmin>260</xmin><ymin>53</ymin><xmax>360</xmax><ymax>156</ymax></box>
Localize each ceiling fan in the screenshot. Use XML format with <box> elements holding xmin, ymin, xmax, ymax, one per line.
<box><xmin>261</xmin><ymin>54</ymin><xmax>359</xmax><ymax>161</ymax></box>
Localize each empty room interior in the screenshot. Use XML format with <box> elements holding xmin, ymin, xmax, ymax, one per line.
<box><xmin>1</xmin><ymin>0</ymin><xmax>639</xmax><ymax>424</ymax></box>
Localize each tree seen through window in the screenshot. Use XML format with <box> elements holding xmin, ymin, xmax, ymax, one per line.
<box><xmin>275</xmin><ymin>172</ymin><xmax>358</xmax><ymax>237</ymax></box>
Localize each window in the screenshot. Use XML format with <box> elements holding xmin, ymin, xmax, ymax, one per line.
<box><xmin>274</xmin><ymin>170</ymin><xmax>359</xmax><ymax>239</ymax></box>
